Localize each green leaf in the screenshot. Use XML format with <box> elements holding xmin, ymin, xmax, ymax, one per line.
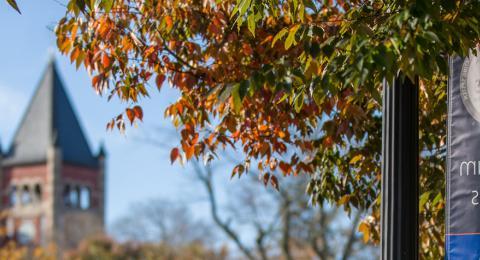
<box><xmin>6</xmin><ymin>0</ymin><xmax>21</xmax><ymax>14</ymax></box>
<box><xmin>103</xmin><ymin>0</ymin><xmax>114</xmax><ymax>13</ymax></box>
<box><xmin>312</xmin><ymin>84</ymin><xmax>325</xmax><ymax>106</ymax></box>
<box><xmin>90</xmin><ymin>0</ymin><xmax>96</xmax><ymax>10</ymax></box>
<box><xmin>292</xmin><ymin>0</ymin><xmax>298</xmax><ymax>13</ymax></box>
<box><xmin>232</xmin><ymin>83</ymin><xmax>243</xmax><ymax>114</ymax></box>
<box><xmin>356</xmin><ymin>24</ymin><xmax>373</xmax><ymax>37</ymax></box>
<box><xmin>432</xmin><ymin>192</ymin><xmax>442</xmax><ymax>206</ymax></box>
<box><xmin>304</xmin><ymin>0</ymin><xmax>317</xmax><ymax>12</ymax></box>
<box><xmin>218</xmin><ymin>85</ymin><xmax>234</xmax><ymax>103</ymax></box>
<box><xmin>423</xmin><ymin>31</ymin><xmax>440</xmax><ymax>43</ymax></box>
<box><xmin>285</xmin><ymin>25</ymin><xmax>300</xmax><ymax>50</ymax></box>
<box><xmin>272</xmin><ymin>28</ymin><xmax>288</xmax><ymax>47</ymax></box>
<box><xmin>239</xmin><ymin>0</ymin><xmax>252</xmax><ymax>16</ymax></box>
<box><xmin>239</xmin><ymin>80</ymin><xmax>249</xmax><ymax>100</ymax></box>
<box><xmin>419</xmin><ymin>191</ymin><xmax>431</xmax><ymax>212</ymax></box>
<box><xmin>75</xmin><ymin>0</ymin><xmax>86</xmax><ymax>12</ymax></box>
<box><xmin>230</xmin><ymin>5</ymin><xmax>239</xmax><ymax>18</ymax></box>
<box><xmin>294</xmin><ymin>90</ymin><xmax>304</xmax><ymax>112</ymax></box>
<box><xmin>247</xmin><ymin>13</ymin><xmax>255</xmax><ymax>37</ymax></box>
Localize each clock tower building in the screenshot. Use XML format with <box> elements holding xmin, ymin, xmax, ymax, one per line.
<box><xmin>0</xmin><ymin>60</ymin><xmax>106</xmax><ymax>250</ymax></box>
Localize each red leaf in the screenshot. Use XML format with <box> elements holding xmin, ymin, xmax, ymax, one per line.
<box><xmin>243</xmin><ymin>43</ymin><xmax>253</xmax><ymax>56</ymax></box>
<box><xmin>133</xmin><ymin>106</ymin><xmax>143</xmax><ymax>121</ymax></box>
<box><xmin>263</xmin><ymin>173</ymin><xmax>270</xmax><ymax>186</ymax></box>
<box><xmin>279</xmin><ymin>161</ymin><xmax>292</xmax><ymax>175</ymax></box>
<box><xmin>156</xmin><ymin>74</ymin><xmax>166</xmax><ymax>91</ymax></box>
<box><xmin>270</xmin><ymin>175</ymin><xmax>279</xmax><ymax>191</ymax></box>
<box><xmin>126</xmin><ymin>108</ymin><xmax>135</xmax><ymax>124</ymax></box>
<box><xmin>170</xmin><ymin>148</ymin><xmax>180</xmax><ymax>164</ymax></box>
<box><xmin>232</xmin><ymin>164</ymin><xmax>245</xmax><ymax>179</ymax></box>
<box><xmin>323</xmin><ymin>136</ymin><xmax>334</xmax><ymax>148</ymax></box>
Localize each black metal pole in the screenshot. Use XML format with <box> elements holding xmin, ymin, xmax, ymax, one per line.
<box><xmin>381</xmin><ymin>75</ymin><xmax>419</xmax><ymax>260</ymax></box>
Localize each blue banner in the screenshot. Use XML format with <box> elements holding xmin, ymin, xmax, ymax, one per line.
<box><xmin>447</xmin><ymin>51</ymin><xmax>480</xmax><ymax>259</ymax></box>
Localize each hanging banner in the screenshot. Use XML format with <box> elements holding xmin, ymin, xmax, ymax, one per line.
<box><xmin>447</xmin><ymin>50</ymin><xmax>480</xmax><ymax>259</ymax></box>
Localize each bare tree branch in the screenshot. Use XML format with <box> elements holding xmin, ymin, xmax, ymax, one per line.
<box><xmin>341</xmin><ymin>211</ymin><xmax>362</xmax><ymax>260</ymax></box>
<box><xmin>280</xmin><ymin>196</ymin><xmax>293</xmax><ymax>260</ymax></box>
<box><xmin>192</xmin><ymin>161</ymin><xmax>256</xmax><ymax>260</ymax></box>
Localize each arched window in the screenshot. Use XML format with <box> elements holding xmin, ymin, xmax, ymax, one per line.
<box><xmin>80</xmin><ymin>186</ymin><xmax>91</xmax><ymax>210</ymax></box>
<box><xmin>63</xmin><ymin>185</ymin><xmax>71</xmax><ymax>207</ymax></box>
<box><xmin>20</xmin><ymin>186</ymin><xmax>31</xmax><ymax>205</ymax></box>
<box><xmin>9</xmin><ymin>186</ymin><xmax>17</xmax><ymax>206</ymax></box>
<box><xmin>69</xmin><ymin>186</ymin><xmax>79</xmax><ymax>208</ymax></box>
<box><xmin>17</xmin><ymin>220</ymin><xmax>35</xmax><ymax>245</ymax></box>
<box><xmin>6</xmin><ymin>218</ymin><xmax>14</xmax><ymax>237</ymax></box>
<box><xmin>34</xmin><ymin>184</ymin><xmax>42</xmax><ymax>202</ymax></box>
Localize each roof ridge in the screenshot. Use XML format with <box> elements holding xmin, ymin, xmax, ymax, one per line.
<box><xmin>4</xmin><ymin>61</ymin><xmax>98</xmax><ymax>168</ymax></box>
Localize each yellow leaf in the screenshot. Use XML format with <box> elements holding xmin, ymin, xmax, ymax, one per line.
<box><xmin>349</xmin><ymin>155</ymin><xmax>363</xmax><ymax>165</ymax></box>
<box><xmin>271</xmin><ymin>28</ymin><xmax>288</xmax><ymax>47</ymax></box>
<box><xmin>358</xmin><ymin>222</ymin><xmax>370</xmax><ymax>243</ymax></box>
<box><xmin>338</xmin><ymin>195</ymin><xmax>350</xmax><ymax>205</ymax></box>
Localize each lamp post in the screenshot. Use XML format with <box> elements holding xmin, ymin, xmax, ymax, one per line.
<box><xmin>381</xmin><ymin>75</ymin><xmax>419</xmax><ymax>260</ymax></box>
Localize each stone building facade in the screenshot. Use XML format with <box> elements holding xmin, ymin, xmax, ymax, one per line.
<box><xmin>0</xmin><ymin>60</ymin><xmax>105</xmax><ymax>249</ymax></box>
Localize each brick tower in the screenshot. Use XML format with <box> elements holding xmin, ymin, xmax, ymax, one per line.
<box><xmin>0</xmin><ymin>60</ymin><xmax>106</xmax><ymax>250</ymax></box>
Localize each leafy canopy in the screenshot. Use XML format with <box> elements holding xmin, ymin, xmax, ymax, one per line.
<box><xmin>6</xmin><ymin>0</ymin><xmax>480</xmax><ymax>258</ymax></box>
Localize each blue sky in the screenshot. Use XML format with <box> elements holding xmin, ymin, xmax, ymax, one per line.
<box><xmin>0</xmin><ymin>1</ymin><xmax>234</xmax><ymax>230</ymax></box>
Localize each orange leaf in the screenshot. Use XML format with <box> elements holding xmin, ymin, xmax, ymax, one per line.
<box><xmin>102</xmin><ymin>53</ymin><xmax>111</xmax><ymax>68</ymax></box>
<box><xmin>70</xmin><ymin>48</ymin><xmax>80</xmax><ymax>63</ymax></box>
<box><xmin>92</xmin><ymin>74</ymin><xmax>102</xmax><ymax>87</ymax></box>
<box><xmin>133</xmin><ymin>106</ymin><xmax>143</xmax><ymax>121</ymax></box>
<box><xmin>258</xmin><ymin>125</ymin><xmax>269</xmax><ymax>132</ymax></box>
<box><xmin>243</xmin><ymin>43</ymin><xmax>253</xmax><ymax>56</ymax></box>
<box><xmin>185</xmin><ymin>145</ymin><xmax>195</xmax><ymax>160</ymax></box>
<box><xmin>175</xmin><ymin>103</ymin><xmax>184</xmax><ymax>114</ymax></box>
<box><xmin>170</xmin><ymin>148</ymin><xmax>180</xmax><ymax>164</ymax></box>
<box><xmin>126</xmin><ymin>108</ymin><xmax>135</xmax><ymax>124</ymax></box>
<box><xmin>144</xmin><ymin>46</ymin><xmax>156</xmax><ymax>57</ymax></box>
<box><xmin>165</xmin><ymin>15</ymin><xmax>173</xmax><ymax>31</ymax></box>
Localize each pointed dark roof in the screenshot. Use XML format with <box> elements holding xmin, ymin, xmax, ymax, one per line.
<box><xmin>4</xmin><ymin>60</ymin><xmax>98</xmax><ymax>168</ymax></box>
<box><xmin>97</xmin><ymin>142</ymin><xmax>106</xmax><ymax>158</ymax></box>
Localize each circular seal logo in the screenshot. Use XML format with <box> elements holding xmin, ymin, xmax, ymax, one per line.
<box><xmin>460</xmin><ymin>50</ymin><xmax>480</xmax><ymax>122</ymax></box>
